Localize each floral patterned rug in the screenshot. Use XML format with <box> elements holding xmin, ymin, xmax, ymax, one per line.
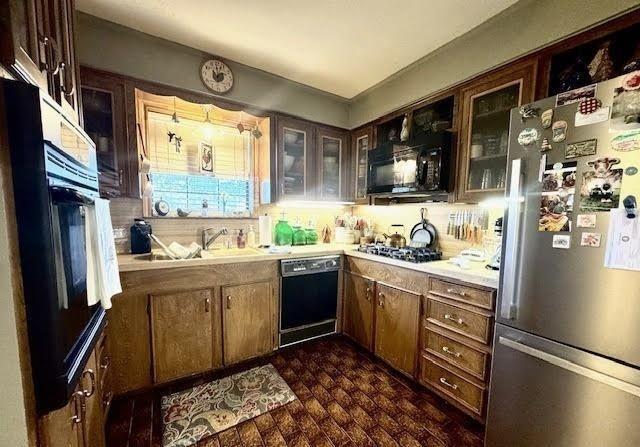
<box><xmin>161</xmin><ymin>364</ymin><xmax>297</xmax><ymax>447</ymax></box>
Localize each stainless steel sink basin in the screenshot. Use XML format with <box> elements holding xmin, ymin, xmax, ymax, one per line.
<box><xmin>135</xmin><ymin>247</ymin><xmax>263</xmax><ymax>261</ymax></box>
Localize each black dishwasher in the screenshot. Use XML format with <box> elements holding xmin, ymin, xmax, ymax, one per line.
<box><xmin>280</xmin><ymin>256</ymin><xmax>340</xmax><ymax>347</ymax></box>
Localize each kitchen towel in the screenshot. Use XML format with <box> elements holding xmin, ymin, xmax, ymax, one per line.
<box><xmin>86</xmin><ymin>198</ymin><xmax>121</xmax><ymax>309</ymax></box>
<box><xmin>604</xmin><ymin>207</ymin><xmax>640</xmax><ymax>271</ymax></box>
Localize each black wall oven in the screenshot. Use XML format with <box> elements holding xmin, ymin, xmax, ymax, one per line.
<box><xmin>4</xmin><ymin>80</ymin><xmax>106</xmax><ymax>414</ymax></box>
<box><xmin>367</xmin><ymin>132</ymin><xmax>451</xmax><ymax>195</ymax></box>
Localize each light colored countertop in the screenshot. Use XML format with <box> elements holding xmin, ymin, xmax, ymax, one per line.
<box><xmin>118</xmin><ymin>244</ymin><xmax>499</xmax><ymax>289</ymax></box>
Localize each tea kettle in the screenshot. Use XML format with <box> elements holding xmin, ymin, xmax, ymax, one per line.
<box><xmin>383</xmin><ymin>224</ymin><xmax>406</xmax><ymax>248</ymax></box>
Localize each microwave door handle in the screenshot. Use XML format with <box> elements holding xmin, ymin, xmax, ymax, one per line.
<box><xmin>50</xmin><ymin>186</ymin><xmax>95</xmax><ymax>206</ymax></box>
<box><xmin>500</xmin><ymin>158</ymin><xmax>524</xmax><ymax>320</ymax></box>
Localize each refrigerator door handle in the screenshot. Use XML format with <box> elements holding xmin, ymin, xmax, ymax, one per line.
<box><xmin>499</xmin><ymin>336</ymin><xmax>640</xmax><ymax>398</ymax></box>
<box><xmin>500</xmin><ymin>158</ymin><xmax>524</xmax><ymax>319</ymax></box>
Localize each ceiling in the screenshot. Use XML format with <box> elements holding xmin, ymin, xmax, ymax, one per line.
<box><xmin>76</xmin><ymin>0</ymin><xmax>518</xmax><ymax>99</ymax></box>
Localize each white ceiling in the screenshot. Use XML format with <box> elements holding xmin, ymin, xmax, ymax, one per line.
<box><xmin>76</xmin><ymin>0</ymin><xmax>518</xmax><ymax>99</ymax></box>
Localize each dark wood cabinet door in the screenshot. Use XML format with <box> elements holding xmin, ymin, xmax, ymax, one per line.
<box><xmin>151</xmin><ymin>289</ymin><xmax>220</xmax><ymax>383</ymax></box>
<box><xmin>80</xmin><ymin>67</ymin><xmax>134</xmax><ymax>197</ymax></box>
<box><xmin>342</xmin><ymin>271</ymin><xmax>375</xmax><ymax>351</ymax></box>
<box><xmin>81</xmin><ymin>350</ymin><xmax>105</xmax><ymax>447</ymax></box>
<box><xmin>374</xmin><ymin>282</ymin><xmax>421</xmax><ymax>377</ymax></box>
<box><xmin>316</xmin><ymin>126</ymin><xmax>350</xmax><ymax>201</ymax></box>
<box><xmin>222</xmin><ymin>281</ymin><xmax>274</xmax><ymax>365</ymax></box>
<box><xmin>276</xmin><ymin>116</ymin><xmax>316</xmax><ymax>200</ymax></box>
<box><xmin>456</xmin><ymin>59</ymin><xmax>537</xmax><ymax>203</ymax></box>
<box><xmin>351</xmin><ymin>126</ymin><xmax>373</xmax><ymax>204</ymax></box>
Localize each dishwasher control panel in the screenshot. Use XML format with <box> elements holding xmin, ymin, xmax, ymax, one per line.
<box><xmin>281</xmin><ymin>256</ymin><xmax>341</xmax><ymax>277</ymax></box>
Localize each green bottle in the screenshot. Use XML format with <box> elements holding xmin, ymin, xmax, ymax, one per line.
<box><xmin>305</xmin><ymin>224</ymin><xmax>318</xmax><ymax>245</ymax></box>
<box><xmin>292</xmin><ymin>224</ymin><xmax>306</xmax><ymax>246</ymax></box>
<box><xmin>274</xmin><ymin>218</ymin><xmax>293</xmax><ymax>246</ymax></box>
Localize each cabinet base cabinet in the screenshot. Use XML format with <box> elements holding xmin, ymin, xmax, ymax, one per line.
<box><xmin>222</xmin><ymin>281</ymin><xmax>275</xmax><ymax>365</ymax></box>
<box><xmin>342</xmin><ymin>271</ymin><xmax>375</xmax><ymax>351</ymax></box>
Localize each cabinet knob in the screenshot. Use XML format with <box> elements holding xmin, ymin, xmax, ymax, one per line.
<box><xmin>226</xmin><ymin>295</ymin><xmax>232</xmax><ymax>309</ymax></box>
<box><xmin>205</xmin><ymin>297</ymin><xmax>211</xmax><ymax>312</ymax></box>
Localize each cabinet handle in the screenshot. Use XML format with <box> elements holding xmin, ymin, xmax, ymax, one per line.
<box><xmin>444</xmin><ymin>314</ymin><xmax>464</xmax><ymax>325</ymax></box>
<box><xmin>439</xmin><ymin>377</ymin><xmax>458</xmax><ymax>390</ymax></box>
<box><xmin>378</xmin><ymin>292</ymin><xmax>384</xmax><ymax>307</ymax></box>
<box><xmin>442</xmin><ymin>346</ymin><xmax>462</xmax><ymax>358</ymax></box>
<box><xmin>365</xmin><ymin>287</ymin><xmax>371</xmax><ymax>302</ymax></box>
<box><xmin>59</xmin><ymin>62</ymin><xmax>75</xmax><ymax>97</ymax></box>
<box><xmin>100</xmin><ymin>355</ymin><xmax>110</xmax><ymax>371</ymax></box>
<box><xmin>39</xmin><ymin>35</ymin><xmax>61</xmax><ymax>75</ymax></box>
<box><xmin>71</xmin><ymin>390</ymin><xmax>85</xmax><ymax>425</ymax></box>
<box><xmin>119</xmin><ymin>169</ymin><xmax>124</xmax><ymax>185</ymax></box>
<box><xmin>81</xmin><ymin>369</ymin><xmax>96</xmax><ymax>397</ymax></box>
<box><xmin>226</xmin><ymin>295</ymin><xmax>232</xmax><ymax>309</ymax></box>
<box><xmin>205</xmin><ymin>297</ymin><xmax>211</xmax><ymax>312</ymax></box>
<box><xmin>446</xmin><ymin>288</ymin><xmax>467</xmax><ymax>297</ymax></box>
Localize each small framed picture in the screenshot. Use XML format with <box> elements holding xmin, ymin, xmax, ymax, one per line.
<box><xmin>552</xmin><ymin>234</ymin><xmax>571</xmax><ymax>249</ymax></box>
<box><xmin>580</xmin><ymin>232</ymin><xmax>601</xmax><ymax>247</ymax></box>
<box><xmin>200</xmin><ymin>142</ymin><xmax>213</xmax><ymax>173</ymax></box>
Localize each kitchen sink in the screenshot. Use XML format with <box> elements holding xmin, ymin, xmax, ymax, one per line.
<box><xmin>134</xmin><ymin>247</ymin><xmax>263</xmax><ymax>261</ymax></box>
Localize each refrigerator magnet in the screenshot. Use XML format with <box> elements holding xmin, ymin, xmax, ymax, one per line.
<box><xmin>626</xmin><ymin>166</ymin><xmax>638</xmax><ymax>176</ymax></box>
<box><xmin>576</xmin><ymin>214</ymin><xmax>597</xmax><ymax>228</ymax></box>
<box><xmin>518</xmin><ymin>128</ymin><xmax>540</xmax><ymax>146</ymax></box>
<box><xmin>539</xmin><ymin>161</ymin><xmax>577</xmax><ymax>232</ymax></box>
<box><xmin>575</xmin><ymin>107</ymin><xmax>609</xmax><ymax>127</ymax></box>
<box><xmin>610</xmin><ymin>87</ymin><xmax>640</xmax><ymax>131</ymax></box>
<box><xmin>565</xmin><ymin>139</ymin><xmax>597</xmax><ymax>158</ymax></box>
<box><xmin>541</xmin><ymin>109</ymin><xmax>553</xmax><ymax>128</ymax></box>
<box><xmin>540</xmin><ymin>137</ymin><xmax>552</xmax><ymax>152</ymax></box>
<box><xmin>552</xmin><ymin>121</ymin><xmax>568</xmax><ymax>142</ymax></box>
<box><xmin>552</xmin><ymin>234</ymin><xmax>571</xmax><ymax>249</ymax></box>
<box><xmin>580</xmin><ymin>232</ymin><xmax>601</xmax><ymax>247</ymax></box>
<box><xmin>555</xmin><ymin>84</ymin><xmax>596</xmax><ymax>107</ymax></box>
<box><xmin>611</xmin><ymin>130</ymin><xmax>640</xmax><ymax>152</ymax></box>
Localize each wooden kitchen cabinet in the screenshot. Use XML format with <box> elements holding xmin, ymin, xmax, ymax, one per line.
<box><xmin>276</xmin><ymin>115</ymin><xmax>351</xmax><ymax>201</ymax></box>
<box><xmin>342</xmin><ymin>271</ymin><xmax>375</xmax><ymax>350</ymax></box>
<box><xmin>81</xmin><ymin>349</ymin><xmax>106</xmax><ymax>447</ymax></box>
<box><xmin>456</xmin><ymin>59</ymin><xmax>536</xmax><ymax>202</ymax></box>
<box><xmin>351</xmin><ymin>126</ymin><xmax>373</xmax><ymax>203</ymax></box>
<box><xmin>80</xmin><ymin>67</ymin><xmax>136</xmax><ymax>197</ymax></box>
<box><xmin>222</xmin><ymin>281</ymin><xmax>274</xmax><ymax>365</ymax></box>
<box><xmin>374</xmin><ymin>282</ymin><xmax>421</xmax><ymax>377</ymax></box>
<box><xmin>151</xmin><ymin>288</ymin><xmax>222</xmax><ymax>383</ymax></box>
<box><xmin>316</xmin><ymin>126</ymin><xmax>350</xmax><ymax>201</ymax></box>
<box><xmin>38</xmin><ymin>389</ymin><xmax>84</xmax><ymax>447</ymax></box>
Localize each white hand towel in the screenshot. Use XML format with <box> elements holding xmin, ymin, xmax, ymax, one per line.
<box><xmin>86</xmin><ymin>198</ymin><xmax>121</xmax><ymax>309</ymax></box>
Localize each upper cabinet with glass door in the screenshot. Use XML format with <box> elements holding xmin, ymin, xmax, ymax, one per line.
<box><xmin>316</xmin><ymin>127</ymin><xmax>349</xmax><ymax>201</ymax></box>
<box><xmin>352</xmin><ymin>126</ymin><xmax>373</xmax><ymax>204</ymax></box>
<box><xmin>277</xmin><ymin>117</ymin><xmax>315</xmax><ymax>200</ymax></box>
<box><xmin>457</xmin><ymin>60</ymin><xmax>537</xmax><ymax>202</ymax></box>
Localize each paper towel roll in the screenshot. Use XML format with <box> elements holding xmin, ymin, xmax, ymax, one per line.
<box><xmin>259</xmin><ymin>214</ymin><xmax>272</xmax><ymax>247</ymax></box>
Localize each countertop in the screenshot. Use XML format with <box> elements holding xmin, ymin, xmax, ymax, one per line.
<box><xmin>118</xmin><ymin>244</ymin><xmax>499</xmax><ymax>289</ymax></box>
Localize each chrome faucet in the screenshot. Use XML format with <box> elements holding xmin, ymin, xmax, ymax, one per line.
<box><xmin>202</xmin><ymin>227</ymin><xmax>228</xmax><ymax>250</ymax></box>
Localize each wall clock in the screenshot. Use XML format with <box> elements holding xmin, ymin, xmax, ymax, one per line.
<box><xmin>200</xmin><ymin>58</ymin><xmax>234</xmax><ymax>94</ymax></box>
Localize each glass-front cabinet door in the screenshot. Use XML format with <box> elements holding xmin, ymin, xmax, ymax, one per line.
<box><xmin>277</xmin><ymin>117</ymin><xmax>315</xmax><ymax>200</ymax></box>
<box><xmin>457</xmin><ymin>60</ymin><xmax>536</xmax><ymax>202</ymax></box>
<box><xmin>316</xmin><ymin>127</ymin><xmax>349</xmax><ymax>201</ymax></box>
<box><xmin>352</xmin><ymin>126</ymin><xmax>373</xmax><ymax>203</ymax></box>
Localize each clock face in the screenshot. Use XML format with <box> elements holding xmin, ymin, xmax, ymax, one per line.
<box><xmin>200</xmin><ymin>59</ymin><xmax>234</xmax><ymax>94</ymax></box>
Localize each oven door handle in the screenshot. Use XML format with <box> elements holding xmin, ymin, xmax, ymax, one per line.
<box><xmin>50</xmin><ymin>186</ymin><xmax>95</xmax><ymax>206</ymax></box>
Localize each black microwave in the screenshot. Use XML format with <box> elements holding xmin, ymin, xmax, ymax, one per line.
<box><xmin>367</xmin><ymin>132</ymin><xmax>451</xmax><ymax>195</ymax></box>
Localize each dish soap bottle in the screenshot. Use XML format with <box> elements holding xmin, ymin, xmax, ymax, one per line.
<box><xmin>292</xmin><ymin>221</ymin><xmax>306</xmax><ymax>246</ymax></box>
<box><xmin>247</xmin><ymin>225</ymin><xmax>256</xmax><ymax>247</ymax></box>
<box><xmin>305</xmin><ymin>221</ymin><xmax>318</xmax><ymax>245</ymax></box>
<box><xmin>236</xmin><ymin>229</ymin><xmax>246</xmax><ymax>249</ymax></box>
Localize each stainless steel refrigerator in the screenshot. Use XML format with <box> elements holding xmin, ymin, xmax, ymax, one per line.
<box><xmin>486</xmin><ymin>74</ymin><xmax>640</xmax><ymax>446</ymax></box>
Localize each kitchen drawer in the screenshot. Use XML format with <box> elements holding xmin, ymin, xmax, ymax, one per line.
<box><xmin>423</xmin><ymin>329</ymin><xmax>489</xmax><ymax>381</ymax></box>
<box><xmin>425</xmin><ymin>297</ymin><xmax>492</xmax><ymax>344</ymax></box>
<box><xmin>420</xmin><ymin>354</ymin><xmax>485</xmax><ymax>416</ymax></box>
<box><xmin>429</xmin><ymin>277</ymin><xmax>495</xmax><ymax>310</ymax></box>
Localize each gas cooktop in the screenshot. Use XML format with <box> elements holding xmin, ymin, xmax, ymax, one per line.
<box><xmin>357</xmin><ymin>244</ymin><xmax>442</xmax><ymax>263</ymax></box>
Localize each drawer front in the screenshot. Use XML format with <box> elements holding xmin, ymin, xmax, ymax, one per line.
<box><xmin>424</xmin><ymin>330</ymin><xmax>488</xmax><ymax>380</ymax></box>
<box><xmin>430</xmin><ymin>278</ymin><xmax>494</xmax><ymax>310</ymax></box>
<box><xmin>421</xmin><ymin>355</ymin><xmax>484</xmax><ymax>415</ymax></box>
<box><xmin>426</xmin><ymin>298</ymin><xmax>492</xmax><ymax>343</ymax></box>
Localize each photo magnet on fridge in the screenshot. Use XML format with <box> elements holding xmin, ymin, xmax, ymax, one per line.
<box><xmin>610</xmin><ymin>71</ymin><xmax>640</xmax><ymax>131</ymax></box>
<box><xmin>579</xmin><ymin>157</ymin><xmax>623</xmax><ymax>212</ymax></box>
<box><xmin>576</xmin><ymin>214</ymin><xmax>597</xmax><ymax>228</ymax></box>
<box><xmin>552</xmin><ymin>234</ymin><xmax>571</xmax><ymax>249</ymax></box>
<box><xmin>555</xmin><ymin>84</ymin><xmax>597</xmax><ymax>107</ymax></box>
<box><xmin>565</xmin><ymin>139</ymin><xmax>597</xmax><ymax>159</ymax></box>
<box><xmin>580</xmin><ymin>232</ymin><xmax>602</xmax><ymax>247</ymax></box>
<box><xmin>539</xmin><ymin>161</ymin><xmax>577</xmax><ymax>232</ymax></box>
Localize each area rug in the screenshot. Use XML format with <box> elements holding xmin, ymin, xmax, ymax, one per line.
<box><xmin>161</xmin><ymin>364</ymin><xmax>297</xmax><ymax>447</ymax></box>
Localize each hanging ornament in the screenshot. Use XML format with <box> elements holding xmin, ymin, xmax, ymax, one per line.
<box><xmin>237</xmin><ymin>111</ymin><xmax>245</xmax><ymax>134</ymax></box>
